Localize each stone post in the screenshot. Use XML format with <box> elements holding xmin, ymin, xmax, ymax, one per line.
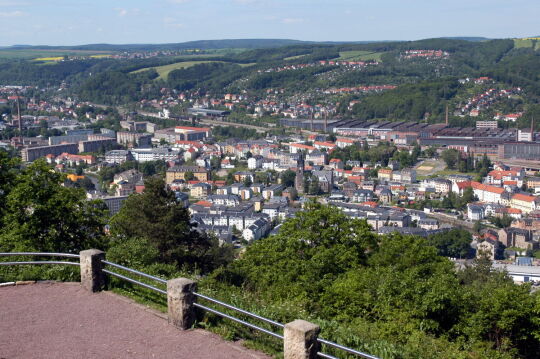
<box><xmin>167</xmin><ymin>278</ymin><xmax>197</xmax><ymax>330</ymax></box>
<box><xmin>284</xmin><ymin>319</ymin><xmax>320</xmax><ymax>359</ymax></box>
<box><xmin>79</xmin><ymin>249</ymin><xmax>106</xmax><ymax>292</ymax></box>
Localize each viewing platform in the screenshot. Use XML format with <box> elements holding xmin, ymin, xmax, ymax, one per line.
<box><xmin>0</xmin><ymin>281</ymin><xmax>270</xmax><ymax>359</ymax></box>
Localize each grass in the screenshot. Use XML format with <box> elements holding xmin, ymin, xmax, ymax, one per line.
<box><xmin>514</xmin><ymin>38</ymin><xmax>535</xmax><ymax>49</ymax></box>
<box><xmin>34</xmin><ymin>56</ymin><xmax>64</xmax><ymax>61</ymax></box>
<box><xmin>90</xmin><ymin>54</ymin><xmax>113</xmax><ymax>59</ymax></box>
<box><xmin>284</xmin><ymin>54</ymin><xmax>308</xmax><ymax>61</ymax></box>
<box><xmin>336</xmin><ymin>50</ymin><xmax>384</xmax><ymax>62</ymax></box>
<box><xmin>132</xmin><ymin>61</ymin><xmax>254</xmax><ymax>80</ymax></box>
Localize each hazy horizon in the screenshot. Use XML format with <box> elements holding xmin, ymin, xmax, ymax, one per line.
<box><xmin>1</xmin><ymin>0</ymin><xmax>539</xmax><ymax>47</ymax></box>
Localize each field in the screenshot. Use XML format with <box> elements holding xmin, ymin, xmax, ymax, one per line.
<box><xmin>414</xmin><ymin>159</ymin><xmax>445</xmax><ymax>177</ymax></box>
<box><xmin>514</xmin><ymin>38</ymin><xmax>537</xmax><ymax>49</ymax></box>
<box><xmin>336</xmin><ymin>50</ymin><xmax>384</xmax><ymax>61</ymax></box>
<box><xmin>0</xmin><ymin>49</ymin><xmax>113</xmax><ymax>60</ymax></box>
<box><xmin>132</xmin><ymin>60</ymin><xmax>254</xmax><ymax>80</ymax></box>
<box><xmin>284</xmin><ymin>54</ymin><xmax>308</xmax><ymax>61</ymax></box>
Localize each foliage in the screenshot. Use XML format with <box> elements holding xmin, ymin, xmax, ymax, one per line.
<box><xmin>0</xmin><ymin>151</ymin><xmax>21</xmax><ymax>220</ymax></box>
<box><xmin>209</xmin><ymin>204</ymin><xmax>540</xmax><ymax>359</ymax></box>
<box><xmin>212</xmin><ymin>126</ymin><xmax>264</xmax><ymax>141</ymax></box>
<box><xmin>427</xmin><ymin>228</ymin><xmax>473</xmax><ymax>258</ymax></box>
<box><xmin>441</xmin><ymin>149</ymin><xmax>460</xmax><ymax>169</ymax></box>
<box><xmin>441</xmin><ymin>188</ymin><xmax>476</xmax><ymax>210</ymax></box>
<box><xmin>109</xmin><ymin>176</ymin><xmax>233</xmax><ymax>273</ymax></box>
<box><xmin>351</xmin><ymin>78</ymin><xmax>460</xmax><ymax>121</ymax></box>
<box><xmin>0</xmin><ymin>160</ymin><xmax>108</xmax><ymax>253</ymax></box>
<box><xmin>78</xmin><ymin>69</ymin><xmax>159</xmax><ymax>104</ymax></box>
<box><xmin>280</xmin><ymin>169</ymin><xmax>296</xmax><ymax>187</ymax></box>
<box><xmin>489</xmin><ymin>215</ymin><xmax>514</xmax><ymax>229</ymax></box>
<box><xmin>330</xmin><ymin>142</ymin><xmax>397</xmax><ymax>167</ymax></box>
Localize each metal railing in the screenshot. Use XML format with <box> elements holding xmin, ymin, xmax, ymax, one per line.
<box><xmin>0</xmin><ymin>252</ymin><xmax>378</xmax><ymax>359</ymax></box>
<box><xmin>0</xmin><ymin>252</ymin><xmax>80</xmax><ymax>267</ymax></box>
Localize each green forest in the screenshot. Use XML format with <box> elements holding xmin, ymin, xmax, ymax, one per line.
<box><xmin>0</xmin><ymin>38</ymin><xmax>538</xmax><ymax>132</ymax></box>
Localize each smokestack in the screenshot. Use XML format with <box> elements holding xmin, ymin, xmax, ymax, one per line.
<box><xmin>16</xmin><ymin>90</ymin><xmax>23</xmax><ymax>145</ymax></box>
<box><xmin>324</xmin><ymin>112</ymin><xmax>328</xmax><ymax>132</ymax></box>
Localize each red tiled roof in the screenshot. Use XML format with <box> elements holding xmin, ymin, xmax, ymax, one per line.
<box><xmin>175</xmin><ymin>126</ymin><xmax>210</xmax><ymax>132</ymax></box>
<box><xmin>512</xmin><ymin>193</ymin><xmax>537</xmax><ymax>203</ymax></box>
<box><xmin>503</xmin><ymin>180</ymin><xmax>517</xmax><ymax>186</ymax></box>
<box><xmin>506</xmin><ymin>208</ymin><xmax>522</xmax><ymax>214</ymax></box>
<box><xmin>314</xmin><ymin>141</ymin><xmax>336</xmax><ymax>147</ymax></box>
<box><xmin>362</xmin><ymin>201</ymin><xmax>378</xmax><ymax>207</ymax></box>
<box><xmin>194</xmin><ymin>200</ymin><xmax>212</xmax><ymax>207</ymax></box>
<box><xmin>470</xmin><ymin>181</ymin><xmax>505</xmax><ymax>194</ymax></box>
<box><xmin>288</xmin><ymin>143</ymin><xmax>315</xmax><ymax>150</ymax></box>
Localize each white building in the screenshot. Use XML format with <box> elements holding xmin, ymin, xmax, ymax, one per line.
<box><xmin>130</xmin><ymin>148</ymin><xmax>181</xmax><ymax>163</ymax></box>
<box><xmin>247</xmin><ymin>155</ymin><xmax>263</xmax><ymax>170</ymax></box>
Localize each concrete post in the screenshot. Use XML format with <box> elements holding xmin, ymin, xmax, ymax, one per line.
<box><xmin>284</xmin><ymin>319</ymin><xmax>320</xmax><ymax>359</ymax></box>
<box><xmin>167</xmin><ymin>278</ymin><xmax>197</xmax><ymax>330</ymax></box>
<box><xmin>79</xmin><ymin>249</ymin><xmax>106</xmax><ymax>292</ymax></box>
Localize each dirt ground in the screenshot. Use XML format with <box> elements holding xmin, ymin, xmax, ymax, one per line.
<box><xmin>0</xmin><ymin>281</ymin><xmax>271</xmax><ymax>359</ymax></box>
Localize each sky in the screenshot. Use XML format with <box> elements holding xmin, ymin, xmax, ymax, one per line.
<box><xmin>0</xmin><ymin>0</ymin><xmax>539</xmax><ymax>46</ymax></box>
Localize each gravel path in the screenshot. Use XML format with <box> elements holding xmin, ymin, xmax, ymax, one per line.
<box><xmin>0</xmin><ymin>282</ymin><xmax>271</xmax><ymax>359</ymax></box>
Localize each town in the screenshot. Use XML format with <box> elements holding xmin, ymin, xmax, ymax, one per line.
<box><xmin>2</xmin><ymin>85</ymin><xmax>540</xmax><ymax>278</ymax></box>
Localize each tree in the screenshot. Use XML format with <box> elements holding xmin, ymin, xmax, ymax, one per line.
<box><xmin>243</xmin><ymin>175</ymin><xmax>252</xmax><ymax>187</ymax></box>
<box><xmin>428</xmin><ymin>228</ymin><xmax>473</xmax><ymax>258</ymax></box>
<box><xmin>308</xmin><ymin>175</ymin><xmax>320</xmax><ymax>195</ymax></box>
<box><xmin>473</xmin><ymin>220</ymin><xmax>484</xmax><ymax>234</ymax></box>
<box><xmin>109</xmin><ymin>176</ymin><xmax>229</xmax><ymax>272</ymax></box>
<box><xmin>489</xmin><ymin>214</ymin><xmax>513</xmax><ymax>228</ymax></box>
<box><xmin>75</xmin><ymin>177</ymin><xmax>96</xmax><ymax>191</ymax></box>
<box><xmin>0</xmin><ymin>151</ymin><xmax>20</xmax><ymax>221</ymax></box>
<box><xmin>424</xmin><ymin>146</ymin><xmax>437</xmax><ymax>158</ymax></box>
<box><xmin>184</xmin><ymin>171</ymin><xmax>195</xmax><ymax>181</ymax></box>
<box><xmin>280</xmin><ymin>169</ymin><xmax>296</xmax><ymax>187</ymax></box>
<box><xmin>441</xmin><ymin>149</ymin><xmax>460</xmax><ymax>169</ymax></box>
<box><xmin>0</xmin><ymin>160</ymin><xmax>107</xmax><ymax>253</ymax></box>
<box><xmin>217</xmin><ymin>202</ymin><xmax>378</xmax><ymax>301</ymax></box>
<box><xmin>225</xmin><ymin>172</ymin><xmax>235</xmax><ymax>185</ymax></box>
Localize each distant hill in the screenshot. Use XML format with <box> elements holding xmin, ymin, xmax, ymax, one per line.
<box><xmin>0</xmin><ymin>37</ymin><xmax>498</xmax><ymax>52</ymax></box>
<box><xmin>0</xmin><ymin>39</ymin><xmax>315</xmax><ymax>52</ymax></box>
<box><xmin>439</xmin><ymin>37</ymin><xmax>491</xmax><ymax>42</ymax></box>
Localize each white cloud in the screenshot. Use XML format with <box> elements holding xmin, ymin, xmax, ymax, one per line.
<box><xmin>0</xmin><ymin>10</ymin><xmax>23</xmax><ymax>17</ymax></box>
<box><xmin>118</xmin><ymin>8</ymin><xmax>128</xmax><ymax>17</ymax></box>
<box><xmin>168</xmin><ymin>0</ymin><xmax>191</xmax><ymax>4</ymax></box>
<box><xmin>282</xmin><ymin>17</ymin><xmax>303</xmax><ymax>24</ymax></box>
<box><xmin>163</xmin><ymin>17</ymin><xmax>184</xmax><ymax>29</ymax></box>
